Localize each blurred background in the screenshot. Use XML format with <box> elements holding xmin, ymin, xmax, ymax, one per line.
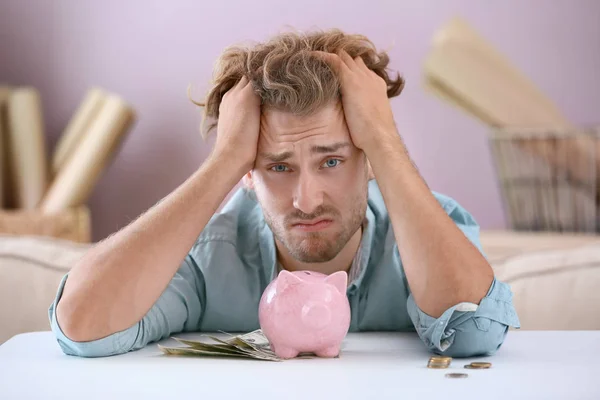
<box><xmin>1</xmin><ymin>0</ymin><xmax>598</xmax><ymax>241</ymax></box>
<box><xmin>1</xmin><ymin>0</ymin><xmax>599</xmax><ymax>343</ymax></box>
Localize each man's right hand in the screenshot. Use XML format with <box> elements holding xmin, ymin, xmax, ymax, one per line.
<box><xmin>55</xmin><ymin>76</ymin><xmax>262</xmax><ymax>345</ymax></box>
<box><xmin>210</xmin><ymin>76</ymin><xmax>261</xmax><ymax>171</ymax></box>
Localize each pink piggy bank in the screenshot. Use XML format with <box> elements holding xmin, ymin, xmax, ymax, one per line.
<box><xmin>258</xmin><ymin>269</ymin><xmax>351</xmax><ymax>359</ymax></box>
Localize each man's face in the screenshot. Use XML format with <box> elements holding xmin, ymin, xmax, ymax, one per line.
<box><xmin>249</xmin><ymin>101</ymin><xmax>369</xmax><ymax>263</ymax></box>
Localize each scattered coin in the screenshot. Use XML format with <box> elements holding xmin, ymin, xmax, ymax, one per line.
<box><xmin>428</xmin><ymin>364</ymin><xmax>449</xmax><ymax>369</ymax></box>
<box><xmin>464</xmin><ymin>362</ymin><xmax>492</xmax><ymax>369</ymax></box>
<box><xmin>430</xmin><ymin>356</ymin><xmax>452</xmax><ymax>362</ymax></box>
<box><xmin>427</xmin><ymin>355</ymin><xmax>452</xmax><ymax>369</ymax></box>
<box><xmin>445</xmin><ymin>373</ymin><xmax>468</xmax><ymax>379</ymax></box>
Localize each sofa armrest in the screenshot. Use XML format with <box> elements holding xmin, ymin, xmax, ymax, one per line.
<box><xmin>480</xmin><ymin>229</ymin><xmax>600</xmax><ymax>264</ymax></box>
<box><xmin>481</xmin><ymin>230</ymin><xmax>600</xmax><ymax>330</ymax></box>
<box><xmin>0</xmin><ymin>234</ymin><xmax>92</xmax><ymax>344</ymax></box>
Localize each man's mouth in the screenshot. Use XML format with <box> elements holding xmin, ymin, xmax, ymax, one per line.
<box><xmin>291</xmin><ymin>219</ymin><xmax>333</xmax><ymax>232</ymax></box>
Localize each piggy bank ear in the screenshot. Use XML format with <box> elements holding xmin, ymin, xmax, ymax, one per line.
<box><xmin>325</xmin><ymin>271</ymin><xmax>347</xmax><ymax>294</ymax></box>
<box><xmin>277</xmin><ymin>270</ymin><xmax>303</xmax><ymax>292</ymax></box>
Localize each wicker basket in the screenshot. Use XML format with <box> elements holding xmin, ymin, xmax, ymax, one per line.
<box><xmin>489</xmin><ymin>126</ymin><xmax>600</xmax><ymax>233</ymax></box>
<box><xmin>0</xmin><ymin>206</ymin><xmax>91</xmax><ymax>243</ymax></box>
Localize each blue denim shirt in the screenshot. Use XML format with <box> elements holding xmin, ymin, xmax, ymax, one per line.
<box><xmin>48</xmin><ymin>180</ymin><xmax>520</xmax><ymax>358</ymax></box>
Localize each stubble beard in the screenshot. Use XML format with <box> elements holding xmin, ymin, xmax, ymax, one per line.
<box><xmin>262</xmin><ymin>193</ymin><xmax>367</xmax><ymax>263</ymax></box>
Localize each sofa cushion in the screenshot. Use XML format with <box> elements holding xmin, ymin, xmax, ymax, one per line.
<box><xmin>0</xmin><ymin>234</ymin><xmax>91</xmax><ymax>344</ymax></box>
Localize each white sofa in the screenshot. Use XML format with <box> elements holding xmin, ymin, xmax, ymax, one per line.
<box><xmin>1</xmin><ymin>230</ymin><xmax>600</xmax><ymax>345</ymax></box>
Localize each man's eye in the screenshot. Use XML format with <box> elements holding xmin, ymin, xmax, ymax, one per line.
<box><xmin>271</xmin><ymin>164</ymin><xmax>289</xmax><ymax>172</ymax></box>
<box><xmin>322</xmin><ymin>159</ymin><xmax>341</xmax><ymax>168</ymax></box>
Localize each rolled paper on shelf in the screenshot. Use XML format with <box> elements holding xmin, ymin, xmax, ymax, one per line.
<box><xmin>6</xmin><ymin>87</ymin><xmax>48</xmax><ymax>209</ymax></box>
<box><xmin>40</xmin><ymin>93</ymin><xmax>135</xmax><ymax>213</ymax></box>
<box><xmin>52</xmin><ymin>87</ymin><xmax>107</xmax><ymax>177</ymax></box>
<box><xmin>0</xmin><ymin>86</ymin><xmax>11</xmax><ymax>208</ymax></box>
<box><xmin>424</xmin><ymin>17</ymin><xmax>572</xmax><ymax>128</ymax></box>
<box><xmin>423</xmin><ymin>17</ymin><xmax>596</xmax><ymax>193</ymax></box>
<box><xmin>422</xmin><ymin>75</ymin><xmax>496</xmax><ymax>126</ymax></box>
<box><xmin>429</xmin><ymin>17</ymin><xmax>572</xmax><ymax>125</ymax></box>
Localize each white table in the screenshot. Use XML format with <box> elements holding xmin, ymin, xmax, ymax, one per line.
<box><xmin>1</xmin><ymin>330</ymin><xmax>598</xmax><ymax>399</ymax></box>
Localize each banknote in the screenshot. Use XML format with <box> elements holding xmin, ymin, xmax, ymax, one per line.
<box><xmin>158</xmin><ymin>329</ymin><xmax>283</xmax><ymax>361</ymax></box>
<box><xmin>157</xmin><ymin>345</ymin><xmax>252</xmax><ymax>358</ymax></box>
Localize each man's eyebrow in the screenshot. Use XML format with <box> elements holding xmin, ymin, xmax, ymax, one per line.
<box><xmin>259</xmin><ymin>151</ymin><xmax>294</xmax><ymax>163</ymax></box>
<box><xmin>310</xmin><ymin>142</ymin><xmax>351</xmax><ymax>154</ymax></box>
<box><xmin>259</xmin><ymin>142</ymin><xmax>351</xmax><ymax>163</ymax></box>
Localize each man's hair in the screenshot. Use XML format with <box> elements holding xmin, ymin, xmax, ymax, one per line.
<box><xmin>191</xmin><ymin>29</ymin><xmax>405</xmax><ymax>137</ymax></box>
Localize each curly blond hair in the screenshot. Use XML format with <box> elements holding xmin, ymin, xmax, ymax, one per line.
<box><xmin>191</xmin><ymin>29</ymin><xmax>404</xmax><ymax>137</ymax></box>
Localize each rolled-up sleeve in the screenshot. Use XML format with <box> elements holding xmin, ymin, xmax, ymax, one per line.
<box><xmin>407</xmin><ymin>277</ymin><xmax>520</xmax><ymax>357</ymax></box>
<box><xmin>406</xmin><ymin>192</ymin><xmax>521</xmax><ymax>357</ymax></box>
<box><xmin>48</xmin><ymin>255</ymin><xmax>203</xmax><ymax>358</ymax></box>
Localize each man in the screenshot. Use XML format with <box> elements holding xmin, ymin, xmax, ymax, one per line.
<box><xmin>49</xmin><ymin>29</ymin><xmax>520</xmax><ymax>358</ymax></box>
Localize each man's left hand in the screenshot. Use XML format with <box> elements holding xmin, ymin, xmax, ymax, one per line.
<box><xmin>316</xmin><ymin>50</ymin><xmax>495</xmax><ymax>319</ymax></box>
<box><xmin>314</xmin><ymin>50</ymin><xmax>399</xmax><ymax>152</ymax></box>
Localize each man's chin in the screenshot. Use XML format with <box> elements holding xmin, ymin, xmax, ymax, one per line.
<box><xmin>291</xmin><ymin>251</ymin><xmax>338</xmax><ymax>264</ymax></box>
<box><xmin>286</xmin><ymin>240</ymin><xmax>340</xmax><ymax>263</ymax></box>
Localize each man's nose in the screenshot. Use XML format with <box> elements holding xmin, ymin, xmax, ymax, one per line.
<box><xmin>293</xmin><ymin>172</ymin><xmax>324</xmax><ymax>215</ymax></box>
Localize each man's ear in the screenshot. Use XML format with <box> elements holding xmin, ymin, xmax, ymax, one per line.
<box><xmin>242</xmin><ymin>170</ymin><xmax>255</xmax><ymax>190</ymax></box>
<box><xmin>367</xmin><ymin>160</ymin><xmax>375</xmax><ymax>180</ymax></box>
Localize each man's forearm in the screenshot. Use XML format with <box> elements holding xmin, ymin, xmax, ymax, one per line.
<box><xmin>364</xmin><ymin>133</ymin><xmax>494</xmax><ymax>318</ymax></box>
<box><xmin>56</xmin><ymin>155</ymin><xmax>248</xmax><ymax>342</ymax></box>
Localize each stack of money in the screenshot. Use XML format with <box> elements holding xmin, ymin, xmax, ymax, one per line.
<box><xmin>427</xmin><ymin>356</ymin><xmax>452</xmax><ymax>369</ymax></box>
<box><xmin>158</xmin><ymin>329</ymin><xmax>282</xmax><ymax>361</ymax></box>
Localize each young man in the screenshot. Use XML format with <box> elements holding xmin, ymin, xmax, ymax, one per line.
<box><xmin>49</xmin><ymin>29</ymin><xmax>520</xmax><ymax>358</ymax></box>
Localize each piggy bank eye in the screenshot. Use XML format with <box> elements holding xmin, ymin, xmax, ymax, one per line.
<box><xmin>304</xmin><ymin>271</ymin><xmax>310</xmax><ymax>275</ymax></box>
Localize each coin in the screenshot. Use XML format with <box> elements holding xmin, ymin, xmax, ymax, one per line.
<box><xmin>427</xmin><ymin>364</ymin><xmax>450</xmax><ymax>369</ymax></box>
<box><xmin>445</xmin><ymin>373</ymin><xmax>468</xmax><ymax>379</ymax></box>
<box><xmin>427</xmin><ymin>356</ymin><xmax>451</xmax><ymax>369</ymax></box>
<box><xmin>470</xmin><ymin>362</ymin><xmax>492</xmax><ymax>368</ymax></box>
<box><xmin>427</xmin><ymin>355</ymin><xmax>452</xmax><ymax>368</ymax></box>
<box><xmin>465</xmin><ymin>362</ymin><xmax>492</xmax><ymax>369</ymax></box>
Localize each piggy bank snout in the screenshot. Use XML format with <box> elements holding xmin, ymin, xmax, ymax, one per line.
<box><xmin>301</xmin><ymin>302</ymin><xmax>332</xmax><ymax>330</ymax></box>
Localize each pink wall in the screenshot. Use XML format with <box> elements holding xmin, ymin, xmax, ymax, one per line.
<box><xmin>1</xmin><ymin>0</ymin><xmax>599</xmax><ymax>241</ymax></box>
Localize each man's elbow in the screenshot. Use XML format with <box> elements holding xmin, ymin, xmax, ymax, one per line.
<box><xmin>51</xmin><ymin>300</ymin><xmax>135</xmax><ymax>358</ymax></box>
<box><xmin>52</xmin><ymin>324</ymin><xmax>134</xmax><ymax>358</ymax></box>
<box><xmin>55</xmin><ymin>297</ymin><xmax>103</xmax><ymax>343</ymax></box>
<box><xmin>54</xmin><ymin>338</ymin><xmax>111</xmax><ymax>358</ymax></box>
<box><xmin>439</xmin><ymin>320</ymin><xmax>510</xmax><ymax>358</ymax></box>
